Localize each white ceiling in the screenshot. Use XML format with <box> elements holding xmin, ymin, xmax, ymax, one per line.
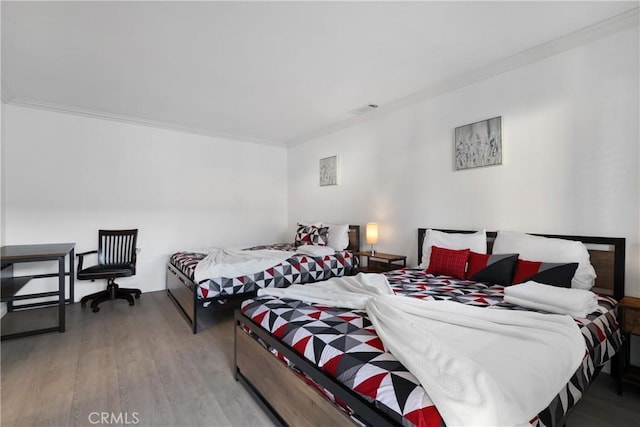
<box><xmin>2</xmin><ymin>1</ymin><xmax>638</xmax><ymax>146</ymax></box>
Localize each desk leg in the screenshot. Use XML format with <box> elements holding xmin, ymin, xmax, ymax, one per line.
<box><xmin>69</xmin><ymin>248</ymin><xmax>75</xmax><ymax>303</ymax></box>
<box><xmin>59</xmin><ymin>257</ymin><xmax>65</xmax><ymax>332</ymax></box>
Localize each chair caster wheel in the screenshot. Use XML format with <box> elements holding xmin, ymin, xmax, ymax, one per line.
<box><xmin>135</xmin><ymin>294</ymin><xmax>141</xmax><ymax>299</ymax></box>
<box><xmin>129</xmin><ymin>301</ymin><xmax>135</xmax><ymax>306</ymax></box>
<box><xmin>81</xmin><ymin>302</ymin><xmax>86</xmax><ymax>308</ymax></box>
<box><xmin>92</xmin><ymin>307</ymin><xmax>100</xmax><ymax>313</ymax></box>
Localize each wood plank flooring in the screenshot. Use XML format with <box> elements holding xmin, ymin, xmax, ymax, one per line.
<box><xmin>2</xmin><ymin>290</ymin><xmax>639</xmax><ymax>426</ymax></box>
<box><xmin>1</xmin><ymin>291</ymin><xmax>273</xmax><ymax>427</ymax></box>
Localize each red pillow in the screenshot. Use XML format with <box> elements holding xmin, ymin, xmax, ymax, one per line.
<box><xmin>426</xmin><ymin>246</ymin><xmax>470</xmax><ymax>279</ymax></box>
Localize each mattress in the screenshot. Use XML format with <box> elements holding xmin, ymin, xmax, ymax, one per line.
<box><xmin>240</xmin><ymin>268</ymin><xmax>621</xmax><ymax>427</ymax></box>
<box><xmin>169</xmin><ymin>243</ymin><xmax>356</xmax><ymax>299</ymax></box>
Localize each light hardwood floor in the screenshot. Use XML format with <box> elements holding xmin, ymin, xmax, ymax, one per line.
<box><xmin>1</xmin><ymin>291</ymin><xmax>274</xmax><ymax>427</ymax></box>
<box><xmin>1</xmin><ymin>290</ymin><xmax>639</xmax><ymax>426</ymax></box>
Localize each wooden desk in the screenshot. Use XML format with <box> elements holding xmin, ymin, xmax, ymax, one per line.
<box><xmin>1</xmin><ymin>243</ymin><xmax>75</xmax><ymax>340</ymax></box>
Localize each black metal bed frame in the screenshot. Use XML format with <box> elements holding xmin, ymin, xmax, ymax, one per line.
<box><xmin>234</xmin><ymin>227</ymin><xmax>627</xmax><ymax>426</ymax></box>
<box><xmin>234</xmin><ymin>310</ymin><xmax>398</xmax><ymax>427</ymax></box>
<box><xmin>167</xmin><ymin>225</ymin><xmax>361</xmax><ymax>334</ymax></box>
<box><xmin>167</xmin><ymin>262</ymin><xmax>253</xmax><ymax>333</ymax></box>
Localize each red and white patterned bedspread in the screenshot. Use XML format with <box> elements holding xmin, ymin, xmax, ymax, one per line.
<box><xmin>240</xmin><ymin>268</ymin><xmax>621</xmax><ymax>427</ymax></box>
<box><xmin>169</xmin><ymin>243</ymin><xmax>356</xmax><ymax>299</ymax></box>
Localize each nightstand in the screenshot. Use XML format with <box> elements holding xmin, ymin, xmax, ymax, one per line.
<box><xmin>618</xmin><ymin>296</ymin><xmax>640</xmax><ymax>393</ymax></box>
<box><xmin>354</xmin><ymin>251</ymin><xmax>406</xmax><ymax>273</ymax></box>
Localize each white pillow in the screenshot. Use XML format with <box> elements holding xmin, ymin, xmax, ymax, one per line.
<box><xmin>492</xmin><ymin>231</ymin><xmax>596</xmax><ymax>290</ymax></box>
<box><xmin>420</xmin><ymin>229</ymin><xmax>487</xmax><ymax>269</ymax></box>
<box><xmin>322</xmin><ymin>223</ymin><xmax>350</xmax><ymax>251</ymax></box>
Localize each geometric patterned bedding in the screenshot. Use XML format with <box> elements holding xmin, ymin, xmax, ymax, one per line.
<box><xmin>240</xmin><ymin>268</ymin><xmax>621</xmax><ymax>427</ymax></box>
<box><xmin>169</xmin><ymin>243</ymin><xmax>356</xmax><ymax>299</ymax></box>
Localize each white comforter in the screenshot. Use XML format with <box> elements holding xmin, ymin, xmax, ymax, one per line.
<box><xmin>194</xmin><ymin>248</ymin><xmax>292</xmax><ymax>283</ymax></box>
<box><xmin>259</xmin><ymin>274</ymin><xmax>585</xmax><ymax>427</ymax></box>
<box><xmin>259</xmin><ymin>272</ymin><xmax>393</xmax><ymax>308</ymax></box>
<box><xmin>295</xmin><ymin>244</ymin><xmax>336</xmax><ymax>257</ymax></box>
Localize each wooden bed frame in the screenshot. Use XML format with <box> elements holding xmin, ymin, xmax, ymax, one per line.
<box><xmin>167</xmin><ymin>225</ymin><xmax>361</xmax><ymax>334</ymax></box>
<box><xmin>234</xmin><ymin>228</ymin><xmax>626</xmax><ymax>427</ymax></box>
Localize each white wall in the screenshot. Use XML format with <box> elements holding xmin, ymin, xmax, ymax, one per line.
<box><xmin>1</xmin><ymin>99</ymin><xmax>5</xmax><ymax>245</ymax></box>
<box><xmin>2</xmin><ymin>105</ymin><xmax>288</xmax><ymax>300</ymax></box>
<box><xmin>1</xmin><ymin>92</ymin><xmax>5</xmax><ymax>318</ymax></box>
<box><xmin>289</xmin><ymin>27</ymin><xmax>640</xmax><ymax>298</ymax></box>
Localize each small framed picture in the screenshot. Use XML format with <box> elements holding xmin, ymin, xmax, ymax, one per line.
<box><xmin>454</xmin><ymin>116</ymin><xmax>502</xmax><ymax>170</ymax></box>
<box><xmin>319</xmin><ymin>155</ymin><xmax>338</xmax><ymax>186</ymax></box>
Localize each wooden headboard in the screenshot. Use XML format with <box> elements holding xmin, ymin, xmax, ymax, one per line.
<box><xmin>347</xmin><ymin>225</ymin><xmax>361</xmax><ymax>252</ymax></box>
<box><xmin>418</xmin><ymin>228</ymin><xmax>625</xmax><ymax>300</ymax></box>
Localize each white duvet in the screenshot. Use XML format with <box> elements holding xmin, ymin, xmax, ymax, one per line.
<box><xmin>259</xmin><ymin>272</ymin><xmax>393</xmax><ymax>308</ymax></box>
<box><xmin>193</xmin><ymin>248</ymin><xmax>292</xmax><ymax>283</ymax></box>
<box><xmin>259</xmin><ymin>274</ymin><xmax>585</xmax><ymax>427</ymax></box>
<box><xmin>295</xmin><ymin>244</ymin><xmax>336</xmax><ymax>257</ymax></box>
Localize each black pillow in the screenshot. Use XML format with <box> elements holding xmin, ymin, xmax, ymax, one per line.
<box><xmin>466</xmin><ymin>252</ymin><xmax>518</xmax><ymax>286</ymax></box>
<box><xmin>512</xmin><ymin>260</ymin><xmax>579</xmax><ymax>288</ymax></box>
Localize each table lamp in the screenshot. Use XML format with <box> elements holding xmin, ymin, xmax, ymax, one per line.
<box><xmin>366</xmin><ymin>222</ymin><xmax>379</xmax><ymax>255</ymax></box>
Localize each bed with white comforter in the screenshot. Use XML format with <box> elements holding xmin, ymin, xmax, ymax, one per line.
<box><xmin>235</xmin><ymin>228</ymin><xmax>625</xmax><ymax>426</ymax></box>
<box><xmin>166</xmin><ymin>223</ymin><xmax>360</xmax><ymax>333</ymax></box>
<box><xmin>239</xmin><ymin>268</ymin><xmax>621</xmax><ymax>427</ymax></box>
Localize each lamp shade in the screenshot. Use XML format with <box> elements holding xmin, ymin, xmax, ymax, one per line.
<box><xmin>365</xmin><ymin>223</ymin><xmax>379</xmax><ymax>245</ymax></box>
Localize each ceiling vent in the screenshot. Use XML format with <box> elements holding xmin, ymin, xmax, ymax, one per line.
<box><xmin>349</xmin><ymin>103</ymin><xmax>379</xmax><ymax>115</ymax></box>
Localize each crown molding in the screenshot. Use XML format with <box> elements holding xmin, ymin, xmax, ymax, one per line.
<box><xmin>287</xmin><ymin>7</ymin><xmax>640</xmax><ymax>146</ymax></box>
<box><xmin>5</xmin><ymin>98</ymin><xmax>286</xmax><ymax>148</ymax></box>
<box><xmin>3</xmin><ymin>7</ymin><xmax>637</xmax><ymax>149</ymax></box>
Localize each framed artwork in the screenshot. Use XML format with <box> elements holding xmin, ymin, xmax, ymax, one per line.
<box><xmin>454</xmin><ymin>116</ymin><xmax>502</xmax><ymax>170</ymax></box>
<box><xmin>319</xmin><ymin>155</ymin><xmax>338</xmax><ymax>186</ymax></box>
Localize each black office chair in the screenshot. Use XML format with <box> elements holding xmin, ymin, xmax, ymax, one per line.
<box><xmin>77</xmin><ymin>229</ymin><xmax>141</xmax><ymax>313</ymax></box>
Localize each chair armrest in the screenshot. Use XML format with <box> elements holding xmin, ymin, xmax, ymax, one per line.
<box><xmin>76</xmin><ymin>250</ymin><xmax>97</xmax><ymax>271</ymax></box>
<box><xmin>132</xmin><ymin>249</ymin><xmax>138</xmax><ymax>274</ymax></box>
<box><xmin>76</xmin><ymin>250</ymin><xmax>98</xmax><ymax>257</ymax></box>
